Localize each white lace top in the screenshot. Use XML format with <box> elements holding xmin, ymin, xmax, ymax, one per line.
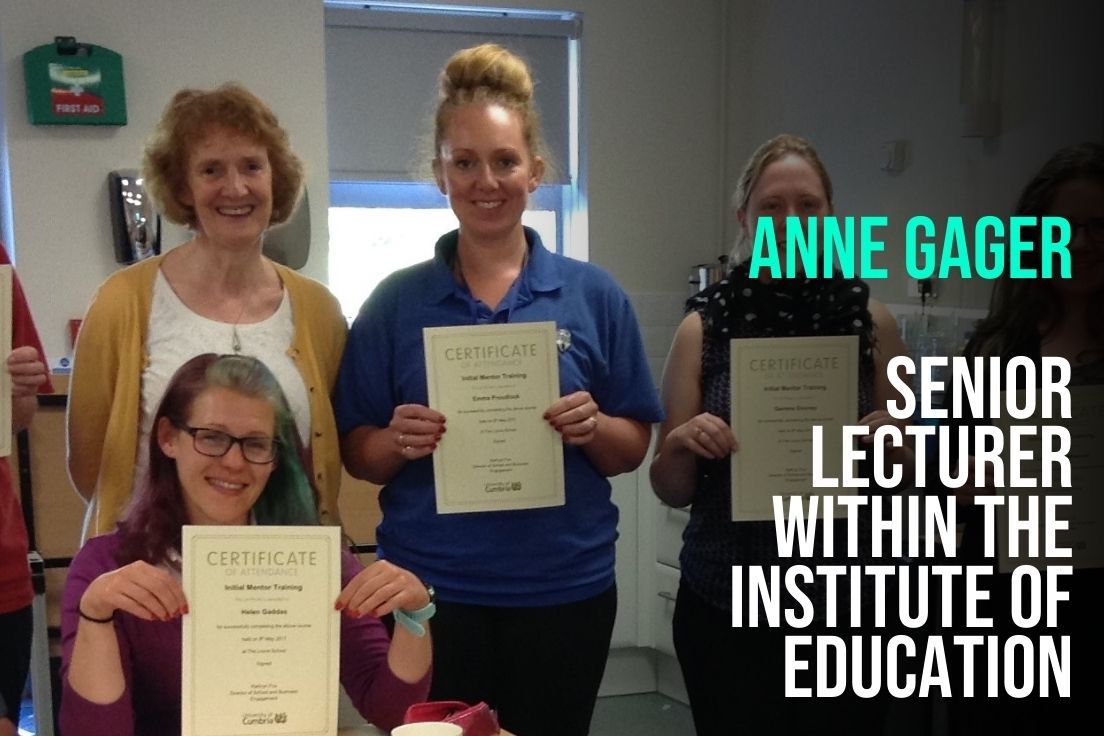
<box><xmin>132</xmin><ymin>270</ymin><xmax>310</xmax><ymax>489</ymax></box>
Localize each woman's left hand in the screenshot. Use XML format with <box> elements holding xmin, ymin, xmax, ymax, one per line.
<box><xmin>856</xmin><ymin>409</ymin><xmax>907</xmax><ymax>448</ymax></box>
<box><xmin>544</xmin><ymin>391</ymin><xmax>601</xmax><ymax>446</ymax></box>
<box><xmin>335</xmin><ymin>560</ymin><xmax>430</xmax><ymax>619</ymax></box>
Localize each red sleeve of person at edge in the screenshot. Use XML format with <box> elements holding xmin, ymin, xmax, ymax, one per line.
<box><xmin>0</xmin><ymin>243</ymin><xmax>55</xmax><ymax>616</ymax></box>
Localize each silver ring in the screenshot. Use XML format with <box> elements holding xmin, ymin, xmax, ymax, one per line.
<box><xmin>401</xmin><ymin>445</ymin><xmax>411</xmax><ymax>456</ymax></box>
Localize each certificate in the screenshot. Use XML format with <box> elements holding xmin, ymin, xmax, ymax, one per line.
<box><xmin>995</xmin><ymin>385</ymin><xmax>1104</xmax><ymax>572</ymax></box>
<box><xmin>0</xmin><ymin>266</ymin><xmax>11</xmax><ymax>457</ymax></box>
<box><xmin>730</xmin><ymin>335</ymin><xmax>859</xmax><ymax>521</ymax></box>
<box><xmin>182</xmin><ymin>525</ymin><xmax>341</xmax><ymax>736</ymax></box>
<box><xmin>424</xmin><ymin>321</ymin><xmax>564</xmax><ymax>513</ymax></box>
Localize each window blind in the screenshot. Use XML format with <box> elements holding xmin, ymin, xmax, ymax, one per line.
<box><xmin>325</xmin><ymin>5</ymin><xmax>577</xmax><ymax>184</ymax></box>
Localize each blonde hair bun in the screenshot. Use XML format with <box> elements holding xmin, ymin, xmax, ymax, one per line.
<box><xmin>431</xmin><ymin>42</ymin><xmax>548</xmax><ymax>172</ymax></box>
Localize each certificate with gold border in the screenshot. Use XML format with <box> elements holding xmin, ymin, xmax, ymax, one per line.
<box><xmin>424</xmin><ymin>321</ymin><xmax>564</xmax><ymax>513</ymax></box>
<box><xmin>182</xmin><ymin>525</ymin><xmax>340</xmax><ymax>735</ymax></box>
<box><xmin>730</xmin><ymin>335</ymin><xmax>859</xmax><ymax>521</ymax></box>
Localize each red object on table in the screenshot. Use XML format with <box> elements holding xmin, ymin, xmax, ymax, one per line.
<box><xmin>403</xmin><ymin>701</ymin><xmax>500</xmax><ymax>736</ymax></box>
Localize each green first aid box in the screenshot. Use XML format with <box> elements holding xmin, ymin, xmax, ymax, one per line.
<box><xmin>23</xmin><ymin>37</ymin><xmax>127</xmax><ymax>126</ymax></box>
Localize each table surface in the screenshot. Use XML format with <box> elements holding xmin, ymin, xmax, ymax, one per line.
<box><xmin>338</xmin><ymin>726</ymin><xmax>516</xmax><ymax>735</ymax></box>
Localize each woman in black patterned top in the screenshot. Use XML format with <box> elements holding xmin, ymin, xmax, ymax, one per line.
<box><xmin>650</xmin><ymin>134</ymin><xmax>913</xmax><ymax>735</ymax></box>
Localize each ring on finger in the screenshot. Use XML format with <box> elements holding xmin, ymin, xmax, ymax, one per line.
<box><xmin>397</xmin><ymin>432</ymin><xmax>406</xmax><ymax>446</ymax></box>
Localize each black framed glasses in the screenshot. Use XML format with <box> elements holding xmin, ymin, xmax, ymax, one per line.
<box><xmin>173</xmin><ymin>422</ymin><xmax>278</xmax><ymax>464</ymax></box>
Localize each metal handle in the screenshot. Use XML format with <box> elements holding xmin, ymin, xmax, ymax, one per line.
<box><xmin>29</xmin><ymin>551</ymin><xmax>56</xmax><ymax>736</ymax></box>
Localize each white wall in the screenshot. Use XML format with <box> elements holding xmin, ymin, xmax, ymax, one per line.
<box><xmin>571</xmin><ymin>0</ymin><xmax>727</xmax><ymax>287</ymax></box>
<box><xmin>724</xmin><ymin>0</ymin><xmax>1103</xmax><ymax>310</ymax></box>
<box><xmin>0</xmin><ymin>0</ymin><xmax>330</xmax><ymax>365</ymax></box>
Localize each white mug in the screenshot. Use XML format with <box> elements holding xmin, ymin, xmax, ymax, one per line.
<box><xmin>391</xmin><ymin>723</ymin><xmax>464</xmax><ymax>736</ymax></box>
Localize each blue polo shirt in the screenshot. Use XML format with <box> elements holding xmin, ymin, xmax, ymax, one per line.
<box><xmin>335</xmin><ymin>228</ymin><xmax>663</xmax><ymax>606</ymax></box>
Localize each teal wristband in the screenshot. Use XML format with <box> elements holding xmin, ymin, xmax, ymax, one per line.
<box><xmin>394</xmin><ymin>601</ymin><xmax>436</xmax><ymax>637</ymax></box>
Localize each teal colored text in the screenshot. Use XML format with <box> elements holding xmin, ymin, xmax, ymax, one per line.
<box><xmin>905</xmin><ymin>216</ymin><xmax>1070</xmax><ymax>279</ymax></box>
<box><xmin>747</xmin><ymin>216</ymin><xmax>1072</xmax><ymax>280</ymax></box>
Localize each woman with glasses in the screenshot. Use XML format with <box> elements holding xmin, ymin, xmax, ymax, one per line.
<box><xmin>946</xmin><ymin>142</ymin><xmax>1104</xmax><ymax>732</ymax></box>
<box><xmin>962</xmin><ymin>142</ymin><xmax>1104</xmax><ymax>381</ymax></box>
<box><xmin>59</xmin><ymin>355</ymin><xmax>431</xmax><ymax>736</ymax></box>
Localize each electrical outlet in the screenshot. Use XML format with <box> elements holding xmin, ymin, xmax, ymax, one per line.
<box><xmin>910</xmin><ymin>278</ymin><xmax>937</xmax><ymax>300</ymax></box>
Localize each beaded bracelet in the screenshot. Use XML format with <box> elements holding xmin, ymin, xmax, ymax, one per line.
<box><xmin>78</xmin><ymin>606</ymin><xmax>115</xmax><ymax>624</ymax></box>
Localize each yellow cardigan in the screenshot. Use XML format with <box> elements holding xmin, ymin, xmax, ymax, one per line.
<box><xmin>66</xmin><ymin>255</ymin><xmax>348</xmax><ymax>535</ymax></box>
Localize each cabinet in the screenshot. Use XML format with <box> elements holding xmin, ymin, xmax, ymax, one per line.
<box><xmin>597</xmin><ymin>450</ymin><xmax>691</xmax><ymax>702</ymax></box>
<box><xmin>653</xmin><ymin>504</ymin><xmax>688</xmax><ymax>655</ymax></box>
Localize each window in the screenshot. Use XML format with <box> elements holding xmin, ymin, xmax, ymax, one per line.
<box><xmin>324</xmin><ymin>2</ymin><xmax>584</xmax><ymax>320</ymax></box>
<box><xmin>328</xmin><ymin>181</ymin><xmax>561</xmax><ymax>319</ymax></box>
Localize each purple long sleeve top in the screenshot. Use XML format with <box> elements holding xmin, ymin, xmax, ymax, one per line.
<box><xmin>60</xmin><ymin>533</ymin><xmax>429</xmax><ymax>735</ymax></box>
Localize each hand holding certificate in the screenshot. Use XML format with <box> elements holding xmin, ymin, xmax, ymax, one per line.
<box><xmin>182</xmin><ymin>525</ymin><xmax>341</xmax><ymax>736</ymax></box>
<box><xmin>60</xmin><ymin>354</ymin><xmax>431</xmax><ymax>736</ymax></box>
<box><xmin>424</xmin><ymin>322</ymin><xmax>565</xmax><ymax>513</ymax></box>
<box><xmin>730</xmin><ymin>335</ymin><xmax>859</xmax><ymax>521</ymax></box>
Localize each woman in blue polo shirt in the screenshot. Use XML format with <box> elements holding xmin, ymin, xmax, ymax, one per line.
<box><xmin>334</xmin><ymin>44</ymin><xmax>662</xmax><ymax>736</ymax></box>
